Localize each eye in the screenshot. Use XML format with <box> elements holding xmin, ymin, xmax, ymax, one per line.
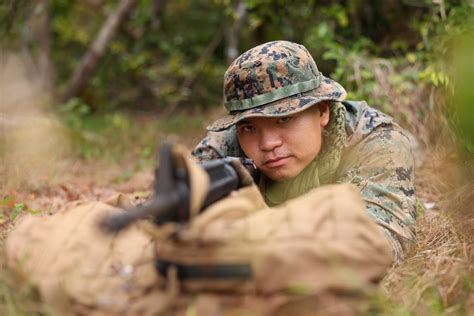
<box><xmin>238</xmin><ymin>124</ymin><xmax>255</xmax><ymax>133</ymax></box>
<box><xmin>276</xmin><ymin>117</ymin><xmax>292</xmax><ymax>124</ymax></box>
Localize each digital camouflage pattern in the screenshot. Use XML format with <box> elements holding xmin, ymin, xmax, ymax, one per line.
<box><xmin>193</xmin><ymin>100</ymin><xmax>417</xmax><ymax>262</ymax></box>
<box><xmin>208</xmin><ymin>41</ymin><xmax>346</xmax><ymax>131</ymax></box>
<box><xmin>196</xmin><ymin>40</ymin><xmax>416</xmax><ymax>262</ymax></box>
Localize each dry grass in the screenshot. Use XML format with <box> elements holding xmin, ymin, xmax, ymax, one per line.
<box><xmin>380</xmin><ymin>146</ymin><xmax>474</xmax><ymax>315</ymax></box>
<box><xmin>338</xmin><ymin>53</ymin><xmax>474</xmax><ymax>314</ymax></box>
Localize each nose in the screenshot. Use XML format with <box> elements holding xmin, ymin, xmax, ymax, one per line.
<box><xmin>259</xmin><ymin>128</ymin><xmax>282</xmax><ymax>152</ymax></box>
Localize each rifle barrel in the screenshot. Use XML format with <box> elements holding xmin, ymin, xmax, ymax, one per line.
<box><xmin>100</xmin><ymin>193</ymin><xmax>180</xmax><ymax>232</ymax></box>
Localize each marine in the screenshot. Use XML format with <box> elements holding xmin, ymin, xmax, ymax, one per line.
<box><xmin>192</xmin><ymin>40</ymin><xmax>417</xmax><ymax>262</ymax></box>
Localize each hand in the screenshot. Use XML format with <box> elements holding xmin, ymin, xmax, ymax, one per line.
<box><xmin>228</xmin><ymin>157</ymin><xmax>256</xmax><ymax>187</ymax></box>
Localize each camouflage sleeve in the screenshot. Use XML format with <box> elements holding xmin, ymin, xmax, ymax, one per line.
<box><xmin>336</xmin><ymin>124</ymin><xmax>417</xmax><ymax>262</ymax></box>
<box><xmin>191</xmin><ymin>126</ymin><xmax>244</xmax><ymax>161</ymax></box>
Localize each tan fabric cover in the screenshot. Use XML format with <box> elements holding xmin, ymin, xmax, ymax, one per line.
<box><xmin>6</xmin><ymin>183</ymin><xmax>392</xmax><ymax>314</ymax></box>
<box><xmin>171</xmin><ymin>144</ymin><xmax>210</xmax><ymax>217</ymax></box>
<box><xmin>5</xmin><ymin>194</ymin><xmax>175</xmax><ymax>315</ymax></box>
<box><xmin>5</xmin><ymin>144</ymin><xmax>213</xmax><ymax>315</ymax></box>
<box><xmin>155</xmin><ymin>183</ymin><xmax>393</xmax><ymax>294</ymax></box>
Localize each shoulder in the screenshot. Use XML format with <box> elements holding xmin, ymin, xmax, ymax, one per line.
<box><xmin>340</xmin><ymin>100</ymin><xmax>416</xmax><ymax>169</ymax></box>
<box><xmin>342</xmin><ymin>100</ymin><xmax>398</xmax><ymax>146</ymax></box>
<box><xmin>192</xmin><ymin>126</ymin><xmax>244</xmax><ymax>161</ymax></box>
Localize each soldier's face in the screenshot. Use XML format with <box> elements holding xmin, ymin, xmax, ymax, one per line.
<box><xmin>236</xmin><ymin>103</ymin><xmax>330</xmax><ymax>181</ymax></box>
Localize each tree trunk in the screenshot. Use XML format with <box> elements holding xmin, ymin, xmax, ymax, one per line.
<box><xmin>349</xmin><ymin>0</ymin><xmax>361</xmax><ymax>38</ymax></box>
<box><xmin>150</xmin><ymin>0</ymin><xmax>167</xmax><ymax>30</ymax></box>
<box><xmin>34</xmin><ymin>0</ymin><xmax>54</xmax><ymax>96</ymax></box>
<box><xmin>61</xmin><ymin>0</ymin><xmax>137</xmax><ymax>102</ymax></box>
<box><xmin>225</xmin><ymin>0</ymin><xmax>247</xmax><ymax>65</ymax></box>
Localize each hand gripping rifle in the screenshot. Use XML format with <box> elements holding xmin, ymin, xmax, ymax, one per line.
<box><xmin>100</xmin><ymin>142</ymin><xmax>258</xmax><ymax>232</ymax></box>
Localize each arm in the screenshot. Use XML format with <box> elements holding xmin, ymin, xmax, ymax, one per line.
<box><xmin>192</xmin><ymin>126</ymin><xmax>244</xmax><ymax>161</ymax></box>
<box><xmin>336</xmin><ymin>123</ymin><xmax>417</xmax><ymax>262</ymax></box>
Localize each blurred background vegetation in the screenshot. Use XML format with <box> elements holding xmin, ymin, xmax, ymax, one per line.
<box><xmin>1</xmin><ymin>0</ymin><xmax>473</xmax><ymax>162</ymax></box>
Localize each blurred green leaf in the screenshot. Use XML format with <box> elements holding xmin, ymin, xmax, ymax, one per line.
<box><xmin>10</xmin><ymin>203</ymin><xmax>24</xmax><ymax>221</ymax></box>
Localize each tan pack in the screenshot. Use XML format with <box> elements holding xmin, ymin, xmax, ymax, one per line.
<box><xmin>146</xmin><ymin>182</ymin><xmax>393</xmax><ymax>295</ymax></box>
<box><xmin>5</xmin><ymin>146</ymin><xmax>393</xmax><ymax>314</ymax></box>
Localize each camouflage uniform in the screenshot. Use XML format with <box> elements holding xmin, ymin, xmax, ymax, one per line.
<box><xmin>193</xmin><ymin>41</ymin><xmax>417</xmax><ymax>262</ymax></box>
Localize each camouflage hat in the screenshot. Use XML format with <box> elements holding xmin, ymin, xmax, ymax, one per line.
<box><xmin>207</xmin><ymin>40</ymin><xmax>347</xmax><ymax>131</ymax></box>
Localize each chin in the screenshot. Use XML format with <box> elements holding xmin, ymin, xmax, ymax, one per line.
<box><xmin>263</xmin><ymin>170</ymin><xmax>296</xmax><ymax>181</ymax></box>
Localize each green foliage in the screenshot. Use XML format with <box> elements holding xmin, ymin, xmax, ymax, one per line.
<box><xmin>409</xmin><ymin>1</ymin><xmax>474</xmax><ymax>159</ymax></box>
<box><xmin>10</xmin><ymin>203</ymin><xmax>24</xmax><ymax>221</ymax></box>
<box><xmin>59</xmin><ymin>97</ymin><xmax>93</xmax><ymax>129</ymax></box>
<box><xmin>0</xmin><ymin>274</ymin><xmax>45</xmax><ymax>316</ymax></box>
<box><xmin>0</xmin><ymin>195</ymin><xmax>42</xmax><ymax>227</ymax></box>
<box><xmin>286</xmin><ymin>283</ymin><xmax>312</xmax><ymax>295</ymax></box>
<box><xmin>0</xmin><ymin>0</ymin><xmax>33</xmax><ymax>48</ymax></box>
<box><xmin>2</xmin><ymin>0</ymin><xmax>472</xmax><ymax>116</ymax></box>
<box><xmin>450</xmin><ymin>30</ymin><xmax>474</xmax><ymax>159</ymax></box>
<box><xmin>59</xmin><ymin>108</ymin><xmax>206</xmax><ymax>162</ymax></box>
<box><xmin>415</xmin><ymin>1</ymin><xmax>474</xmax><ymax>87</ymax></box>
<box><xmin>67</xmin><ymin>0</ymin><xmax>230</xmax><ymax>111</ymax></box>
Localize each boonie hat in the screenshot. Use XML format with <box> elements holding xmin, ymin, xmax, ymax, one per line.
<box><xmin>207</xmin><ymin>40</ymin><xmax>347</xmax><ymax>131</ymax></box>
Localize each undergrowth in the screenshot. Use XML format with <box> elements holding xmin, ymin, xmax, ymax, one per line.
<box><xmin>60</xmin><ymin>99</ymin><xmax>207</xmax><ymax>162</ymax></box>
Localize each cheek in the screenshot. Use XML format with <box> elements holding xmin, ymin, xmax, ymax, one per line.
<box><xmin>290</xmin><ymin>123</ymin><xmax>323</xmax><ymax>160</ymax></box>
<box><xmin>309</xmin><ymin>125</ymin><xmax>323</xmax><ymax>149</ymax></box>
<box><xmin>237</xmin><ymin>135</ymin><xmax>260</xmax><ymax>161</ymax></box>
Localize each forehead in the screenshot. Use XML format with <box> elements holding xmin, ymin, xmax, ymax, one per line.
<box><xmin>236</xmin><ymin>105</ymin><xmax>319</xmax><ymax>125</ymax></box>
<box><xmin>236</xmin><ymin>115</ymin><xmax>289</xmax><ymax>126</ymax></box>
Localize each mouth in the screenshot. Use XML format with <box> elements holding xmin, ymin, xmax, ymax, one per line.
<box><xmin>263</xmin><ymin>156</ymin><xmax>290</xmax><ymax>168</ymax></box>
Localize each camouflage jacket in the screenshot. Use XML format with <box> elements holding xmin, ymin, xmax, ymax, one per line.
<box><xmin>192</xmin><ymin>100</ymin><xmax>417</xmax><ymax>262</ymax></box>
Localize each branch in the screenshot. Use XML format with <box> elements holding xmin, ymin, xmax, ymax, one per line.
<box><xmin>61</xmin><ymin>0</ymin><xmax>137</xmax><ymax>102</ymax></box>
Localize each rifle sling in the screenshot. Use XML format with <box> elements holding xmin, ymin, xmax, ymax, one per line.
<box><xmin>155</xmin><ymin>260</ymin><xmax>252</xmax><ymax>280</ymax></box>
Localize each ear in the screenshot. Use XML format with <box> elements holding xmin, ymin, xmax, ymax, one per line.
<box><xmin>319</xmin><ymin>102</ymin><xmax>330</xmax><ymax>127</ymax></box>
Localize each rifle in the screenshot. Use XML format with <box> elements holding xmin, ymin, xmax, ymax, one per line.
<box><xmin>100</xmin><ymin>142</ymin><xmax>258</xmax><ymax>232</ymax></box>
